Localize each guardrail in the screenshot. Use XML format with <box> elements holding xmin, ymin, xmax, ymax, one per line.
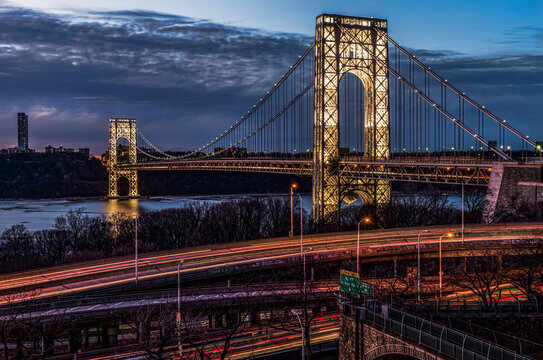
<box><xmin>403</xmin><ymin>300</ymin><xmax>543</xmax><ymax>318</ymax></box>
<box><xmin>343</xmin><ymin>300</ymin><xmax>534</xmax><ymax>360</ymax></box>
<box><xmin>0</xmin><ymin>281</ymin><xmax>338</xmax><ymax>316</ymax></box>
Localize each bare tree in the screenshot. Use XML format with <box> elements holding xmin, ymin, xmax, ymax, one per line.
<box><xmin>453</xmin><ymin>249</ymin><xmax>508</xmax><ymax>308</ymax></box>
<box><xmin>504</xmin><ymin>239</ymin><xmax>543</xmax><ymax>300</ymax></box>
<box><xmin>126</xmin><ymin>300</ymin><xmax>177</xmax><ymax>360</ymax></box>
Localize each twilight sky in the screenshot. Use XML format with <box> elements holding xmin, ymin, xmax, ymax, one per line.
<box><xmin>0</xmin><ymin>0</ymin><xmax>542</xmax><ymax>154</ymax></box>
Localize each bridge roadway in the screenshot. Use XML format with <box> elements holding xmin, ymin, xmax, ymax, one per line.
<box><xmin>44</xmin><ymin>314</ymin><xmax>339</xmax><ymax>360</ymax></box>
<box><xmin>1</xmin><ymin>281</ymin><xmax>337</xmax><ymax>321</ymax></box>
<box><xmin>1</xmin><ymin>223</ymin><xmax>542</xmax><ymax>305</ymax></box>
<box><xmin>119</xmin><ymin>157</ymin><xmax>495</xmax><ymax>185</ymax></box>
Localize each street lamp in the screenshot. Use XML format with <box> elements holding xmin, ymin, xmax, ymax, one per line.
<box><xmin>461</xmin><ymin>181</ymin><xmax>466</xmax><ymax>243</ymax></box>
<box><xmin>290</xmin><ymin>184</ymin><xmax>297</xmax><ymax>238</ymax></box>
<box><xmin>291</xmin><ymin>309</ymin><xmax>305</xmax><ymax>360</ymax></box>
<box><xmin>177</xmin><ymin>259</ymin><xmax>185</xmax><ymax>358</ymax></box>
<box><xmin>294</xmin><ymin>193</ymin><xmax>303</xmax><ymax>258</ymax></box>
<box><xmin>303</xmin><ymin>247</ymin><xmax>313</xmax><ymax>293</ymax></box>
<box><xmin>439</xmin><ymin>233</ymin><xmax>453</xmax><ymax>300</ymax></box>
<box><xmin>417</xmin><ymin>230</ymin><xmax>430</xmax><ymax>303</ymax></box>
<box><xmin>134</xmin><ymin>214</ymin><xmax>138</xmax><ymax>286</ymax></box>
<box><xmin>356</xmin><ymin>217</ymin><xmax>371</xmax><ymax>275</ymax></box>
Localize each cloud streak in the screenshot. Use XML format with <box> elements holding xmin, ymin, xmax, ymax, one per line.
<box><xmin>0</xmin><ymin>7</ymin><xmax>541</xmax><ymax>154</ymax></box>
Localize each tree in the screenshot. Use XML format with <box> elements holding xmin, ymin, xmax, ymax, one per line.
<box><xmin>0</xmin><ymin>224</ymin><xmax>36</xmax><ymax>272</ymax></box>
<box><xmin>127</xmin><ymin>300</ymin><xmax>177</xmax><ymax>360</ymax></box>
<box><xmin>34</xmin><ymin>229</ymin><xmax>69</xmax><ymax>264</ymax></box>
<box><xmin>505</xmin><ymin>239</ymin><xmax>543</xmax><ymax>300</ymax></box>
<box><xmin>463</xmin><ymin>186</ymin><xmax>487</xmax><ymax>223</ymax></box>
<box><xmin>453</xmin><ymin>248</ymin><xmax>507</xmax><ymax>308</ymax></box>
<box><xmin>53</xmin><ymin>208</ymin><xmax>91</xmax><ymax>252</ymax></box>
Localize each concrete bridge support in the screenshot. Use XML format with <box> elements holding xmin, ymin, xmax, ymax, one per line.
<box><xmin>483</xmin><ymin>163</ymin><xmax>543</xmax><ymax>222</ymax></box>
<box><xmin>101</xmin><ymin>325</ymin><xmax>119</xmax><ymax>348</ymax></box>
<box><xmin>69</xmin><ymin>330</ymin><xmax>82</xmax><ymax>353</ymax></box>
<box><xmin>339</xmin><ymin>311</ymin><xmax>444</xmax><ymax>360</ymax></box>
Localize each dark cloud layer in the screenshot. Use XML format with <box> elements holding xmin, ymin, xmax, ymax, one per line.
<box><xmin>0</xmin><ymin>7</ymin><xmax>541</xmax><ymax>153</ymax></box>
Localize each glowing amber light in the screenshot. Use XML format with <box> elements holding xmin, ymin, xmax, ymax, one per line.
<box><xmin>364</xmin><ymin>217</ymin><xmax>371</xmax><ymax>223</ymax></box>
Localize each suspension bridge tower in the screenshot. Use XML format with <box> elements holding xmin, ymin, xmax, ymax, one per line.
<box><xmin>313</xmin><ymin>14</ymin><xmax>391</xmax><ymax>226</ymax></box>
<box><xmin>108</xmin><ymin>118</ymin><xmax>139</xmax><ymax>198</ymax></box>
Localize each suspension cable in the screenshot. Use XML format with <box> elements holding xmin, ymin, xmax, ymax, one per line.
<box><xmin>339</xmin><ymin>24</ymin><xmax>512</xmax><ymax>161</ymax></box>
<box><xmin>374</xmin><ymin>27</ymin><xmax>535</xmax><ymax>150</ymax></box>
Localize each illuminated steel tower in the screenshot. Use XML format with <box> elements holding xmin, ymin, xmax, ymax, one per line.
<box><xmin>108</xmin><ymin>118</ymin><xmax>138</xmax><ymax>198</ymax></box>
<box><xmin>313</xmin><ymin>14</ymin><xmax>391</xmax><ymax>226</ymax></box>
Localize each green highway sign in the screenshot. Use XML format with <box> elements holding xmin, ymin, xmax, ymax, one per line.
<box><xmin>339</xmin><ymin>269</ymin><xmax>373</xmax><ymax>296</ymax></box>
<box><xmin>359</xmin><ymin>282</ymin><xmax>372</xmax><ymax>295</ymax></box>
<box><xmin>340</xmin><ymin>270</ymin><xmax>360</xmax><ymax>296</ymax></box>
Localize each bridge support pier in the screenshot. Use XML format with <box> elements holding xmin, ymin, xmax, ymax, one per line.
<box><xmin>101</xmin><ymin>325</ymin><xmax>119</xmax><ymax>348</ymax></box>
<box><xmin>68</xmin><ymin>330</ymin><xmax>82</xmax><ymax>353</ymax></box>
<box><xmin>339</xmin><ymin>310</ymin><xmax>444</xmax><ymax>360</ymax></box>
<box><xmin>483</xmin><ymin>163</ymin><xmax>543</xmax><ymax>222</ymax></box>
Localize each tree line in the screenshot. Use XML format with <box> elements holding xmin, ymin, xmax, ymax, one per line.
<box><xmin>0</xmin><ymin>188</ymin><xmax>488</xmax><ymax>274</ymax></box>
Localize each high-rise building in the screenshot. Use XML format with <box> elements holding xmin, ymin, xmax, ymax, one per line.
<box><xmin>17</xmin><ymin>112</ymin><xmax>28</xmax><ymax>151</ymax></box>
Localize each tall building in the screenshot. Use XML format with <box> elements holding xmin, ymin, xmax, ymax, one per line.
<box><xmin>17</xmin><ymin>112</ymin><xmax>28</xmax><ymax>151</ymax></box>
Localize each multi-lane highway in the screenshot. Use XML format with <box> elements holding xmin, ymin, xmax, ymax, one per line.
<box><xmin>2</xmin><ymin>223</ymin><xmax>542</xmax><ymax>304</ymax></box>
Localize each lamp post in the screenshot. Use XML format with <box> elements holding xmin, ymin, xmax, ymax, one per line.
<box><xmin>294</xmin><ymin>193</ymin><xmax>303</xmax><ymax>258</ymax></box>
<box><xmin>177</xmin><ymin>259</ymin><xmax>185</xmax><ymax>358</ymax></box>
<box><xmin>290</xmin><ymin>184</ymin><xmax>297</xmax><ymax>238</ymax></box>
<box><xmin>461</xmin><ymin>181</ymin><xmax>465</xmax><ymax>243</ymax></box>
<box><xmin>303</xmin><ymin>247</ymin><xmax>313</xmax><ymax>293</ymax></box>
<box><xmin>417</xmin><ymin>230</ymin><xmax>430</xmax><ymax>303</ymax></box>
<box><xmin>134</xmin><ymin>214</ymin><xmax>138</xmax><ymax>286</ymax></box>
<box><xmin>291</xmin><ymin>309</ymin><xmax>304</xmax><ymax>360</ymax></box>
<box><xmin>356</xmin><ymin>217</ymin><xmax>371</xmax><ymax>275</ymax></box>
<box><xmin>439</xmin><ymin>233</ymin><xmax>453</xmax><ymax>300</ymax></box>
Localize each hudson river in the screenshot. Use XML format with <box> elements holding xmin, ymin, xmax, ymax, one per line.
<box><xmin>0</xmin><ymin>194</ymin><xmax>314</xmax><ymax>232</ymax></box>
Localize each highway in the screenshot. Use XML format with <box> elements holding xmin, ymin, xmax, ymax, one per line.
<box><xmin>44</xmin><ymin>314</ymin><xmax>339</xmax><ymax>360</ymax></box>
<box><xmin>1</xmin><ymin>223</ymin><xmax>542</xmax><ymax>304</ymax></box>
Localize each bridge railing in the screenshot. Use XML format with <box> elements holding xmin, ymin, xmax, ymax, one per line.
<box><xmin>343</xmin><ymin>300</ymin><xmax>534</xmax><ymax>360</ymax></box>
<box><xmin>403</xmin><ymin>299</ymin><xmax>543</xmax><ymax>318</ymax></box>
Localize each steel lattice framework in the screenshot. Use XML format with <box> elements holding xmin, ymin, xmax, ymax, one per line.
<box><xmin>313</xmin><ymin>15</ymin><xmax>391</xmax><ymax>225</ymax></box>
<box><xmin>108</xmin><ymin>118</ymin><xmax>138</xmax><ymax>198</ymax></box>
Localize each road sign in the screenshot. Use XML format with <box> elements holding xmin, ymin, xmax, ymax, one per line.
<box><xmin>340</xmin><ymin>270</ymin><xmax>373</xmax><ymax>296</ymax></box>
<box><xmin>359</xmin><ymin>282</ymin><xmax>372</xmax><ymax>295</ymax></box>
<box><xmin>340</xmin><ymin>270</ymin><xmax>360</xmax><ymax>296</ymax></box>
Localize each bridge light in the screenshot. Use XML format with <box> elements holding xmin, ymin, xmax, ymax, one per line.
<box><xmin>482</xmin><ymin>106</ymin><xmax>485</xmax><ymax>109</ymax></box>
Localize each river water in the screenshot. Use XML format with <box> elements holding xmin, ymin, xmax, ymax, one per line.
<box><xmin>0</xmin><ymin>194</ymin><xmax>314</xmax><ymax>232</ymax></box>
<box><xmin>0</xmin><ymin>192</ymin><xmax>462</xmax><ymax>233</ymax></box>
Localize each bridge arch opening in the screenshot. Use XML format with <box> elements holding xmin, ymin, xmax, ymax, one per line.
<box><xmin>115</xmin><ymin>137</ymin><xmax>131</xmax><ymax>165</ymax></box>
<box><xmin>338</xmin><ymin>71</ymin><xmax>369</xmax><ymax>157</ymax></box>
<box><xmin>116</xmin><ymin>176</ymin><xmax>130</xmax><ymax>197</ymax></box>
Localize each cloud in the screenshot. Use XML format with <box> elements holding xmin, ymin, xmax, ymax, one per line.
<box><xmin>0</xmin><ymin>6</ymin><xmax>541</xmax><ymax>154</ymax></box>
<box><xmin>500</xmin><ymin>26</ymin><xmax>543</xmax><ymax>47</ymax></box>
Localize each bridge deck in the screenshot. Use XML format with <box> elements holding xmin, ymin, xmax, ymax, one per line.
<box><xmin>118</xmin><ymin>157</ymin><xmax>500</xmax><ymax>185</ymax></box>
